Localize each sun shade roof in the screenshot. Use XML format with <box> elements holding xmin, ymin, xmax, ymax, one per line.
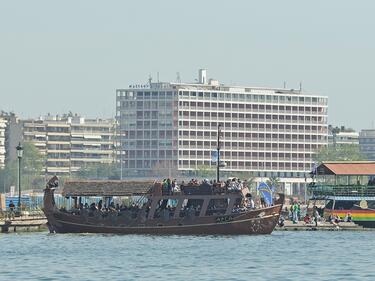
<box><xmin>62</xmin><ymin>180</ymin><xmax>155</xmax><ymax>197</ymax></box>
<box><xmin>317</xmin><ymin>162</ymin><xmax>375</xmax><ymax>176</ymax></box>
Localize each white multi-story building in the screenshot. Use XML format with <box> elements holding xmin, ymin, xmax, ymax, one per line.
<box><xmin>0</xmin><ymin>112</ymin><xmax>23</xmax><ymax>164</ymax></box>
<box><xmin>328</xmin><ymin>126</ymin><xmax>359</xmax><ymax>146</ymax></box>
<box><xmin>23</xmin><ymin>114</ymin><xmax>116</xmax><ymax>175</ymax></box>
<box><xmin>116</xmin><ymin>70</ymin><xmax>328</xmax><ymax>193</ymax></box>
<box><xmin>359</xmin><ymin>129</ymin><xmax>375</xmax><ymax>161</ymax></box>
<box><xmin>0</xmin><ymin>117</ymin><xmax>6</xmax><ymax>168</ymax></box>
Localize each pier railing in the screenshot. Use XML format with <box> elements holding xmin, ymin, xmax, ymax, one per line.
<box><xmin>308</xmin><ymin>184</ymin><xmax>375</xmax><ymax>198</ymax></box>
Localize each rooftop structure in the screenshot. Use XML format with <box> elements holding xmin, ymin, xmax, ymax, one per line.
<box><xmin>328</xmin><ymin>131</ymin><xmax>359</xmax><ymax>146</ymax></box>
<box><xmin>316</xmin><ymin>161</ymin><xmax>375</xmax><ymax>176</ymax></box>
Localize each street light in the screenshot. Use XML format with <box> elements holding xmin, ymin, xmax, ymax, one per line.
<box><xmin>16</xmin><ymin>142</ymin><xmax>23</xmax><ymax>211</ymax></box>
<box><xmin>216</xmin><ymin>124</ymin><xmax>222</xmax><ymax>183</ymax></box>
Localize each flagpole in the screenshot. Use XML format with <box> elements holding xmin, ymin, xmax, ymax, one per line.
<box><xmin>216</xmin><ymin>124</ymin><xmax>221</xmax><ymax>182</ymax></box>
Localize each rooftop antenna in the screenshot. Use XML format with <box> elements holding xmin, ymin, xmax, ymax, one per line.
<box><xmin>299</xmin><ymin>82</ymin><xmax>302</xmax><ymax>93</ymax></box>
<box><xmin>148</xmin><ymin>74</ymin><xmax>152</xmax><ymax>85</ymax></box>
<box><xmin>157</xmin><ymin>72</ymin><xmax>160</xmax><ymax>83</ymax></box>
<box><xmin>283</xmin><ymin>81</ymin><xmax>286</xmax><ymax>89</ymax></box>
<box><xmin>176</xmin><ymin>72</ymin><xmax>181</xmax><ymax>83</ymax></box>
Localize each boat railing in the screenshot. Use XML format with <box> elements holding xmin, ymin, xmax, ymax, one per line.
<box><xmin>308</xmin><ymin>183</ymin><xmax>375</xmax><ymax>197</ymax></box>
<box><xmin>149</xmin><ymin>182</ymin><xmax>243</xmax><ymax>197</ymax></box>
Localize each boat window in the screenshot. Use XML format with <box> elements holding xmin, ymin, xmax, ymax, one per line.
<box><xmin>205</xmin><ymin>198</ymin><xmax>228</xmax><ymax>216</ymax></box>
<box><xmin>153</xmin><ymin>198</ymin><xmax>178</xmax><ymax>219</ymax></box>
<box><xmin>333</xmin><ymin>201</ymin><xmax>356</xmax><ymax>210</ymax></box>
<box><xmin>367</xmin><ymin>201</ymin><xmax>375</xmax><ymax>209</ymax></box>
<box><xmin>325</xmin><ymin>200</ymin><xmax>333</xmax><ymax>209</ymax></box>
<box><xmin>179</xmin><ymin>199</ymin><xmax>204</xmax><ymax>217</ymax></box>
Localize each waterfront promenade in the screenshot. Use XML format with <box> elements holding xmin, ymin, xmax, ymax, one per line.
<box><xmin>276</xmin><ymin>220</ymin><xmax>371</xmax><ymax>231</ymax></box>
<box><xmin>0</xmin><ymin>213</ymin><xmax>47</xmax><ymax>233</ymax></box>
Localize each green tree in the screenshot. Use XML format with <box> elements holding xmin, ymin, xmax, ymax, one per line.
<box><xmin>22</xmin><ymin>142</ymin><xmax>46</xmax><ymax>190</ymax></box>
<box><xmin>76</xmin><ymin>162</ymin><xmax>120</xmax><ymax>180</ymax></box>
<box><xmin>195</xmin><ymin>165</ymin><xmax>216</xmax><ymax>179</ymax></box>
<box><xmin>0</xmin><ymin>142</ymin><xmax>45</xmax><ymax>192</ymax></box>
<box><xmin>266</xmin><ymin>176</ymin><xmax>282</xmax><ymax>192</ymax></box>
<box><xmin>246</xmin><ymin>176</ymin><xmax>257</xmax><ymax>193</ymax></box>
<box><xmin>313</xmin><ymin>144</ymin><xmax>366</xmax><ymax>164</ymax></box>
<box><xmin>151</xmin><ymin>161</ymin><xmax>178</xmax><ymax>178</ymax></box>
<box><xmin>0</xmin><ymin>161</ymin><xmax>17</xmax><ymax>192</ymax></box>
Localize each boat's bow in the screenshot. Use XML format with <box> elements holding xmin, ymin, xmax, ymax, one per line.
<box><xmin>42</xmin><ymin>176</ymin><xmax>59</xmax><ymax>232</ymax></box>
<box><xmin>274</xmin><ymin>193</ymin><xmax>285</xmax><ymax>206</ymax></box>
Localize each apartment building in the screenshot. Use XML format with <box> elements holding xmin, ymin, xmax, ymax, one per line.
<box><xmin>359</xmin><ymin>129</ymin><xmax>375</xmax><ymax>161</ymax></box>
<box><xmin>328</xmin><ymin>126</ymin><xmax>359</xmax><ymax>146</ymax></box>
<box><xmin>23</xmin><ymin>114</ymin><xmax>116</xmax><ymax>175</ymax></box>
<box><xmin>0</xmin><ymin>117</ymin><xmax>6</xmax><ymax>168</ymax></box>
<box><xmin>116</xmin><ymin>70</ymin><xmax>328</xmax><ymax>193</ymax></box>
<box><xmin>0</xmin><ymin>112</ymin><xmax>23</xmax><ymax>168</ymax></box>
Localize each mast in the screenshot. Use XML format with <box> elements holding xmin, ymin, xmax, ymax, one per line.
<box><xmin>217</xmin><ymin>124</ymin><xmax>221</xmax><ymax>182</ymax></box>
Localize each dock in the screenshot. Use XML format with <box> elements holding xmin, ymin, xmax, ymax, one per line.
<box><xmin>275</xmin><ymin>221</ymin><xmax>372</xmax><ymax>231</ymax></box>
<box><xmin>0</xmin><ymin>215</ymin><xmax>47</xmax><ymax>233</ymax></box>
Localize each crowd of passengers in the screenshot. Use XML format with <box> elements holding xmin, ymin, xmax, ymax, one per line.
<box><xmin>185</xmin><ymin>177</ymin><xmax>246</xmax><ymax>191</ymax></box>
<box><xmin>160</xmin><ymin>177</ymin><xmax>247</xmax><ymax>195</ymax></box>
<box><xmin>61</xmin><ymin>199</ymin><xmax>149</xmax><ymax>219</ymax></box>
<box><xmin>63</xmin><ymin>194</ymin><xmax>259</xmax><ymax>219</ymax></box>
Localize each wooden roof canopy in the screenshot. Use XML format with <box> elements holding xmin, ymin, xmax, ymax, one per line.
<box><xmin>316</xmin><ymin>162</ymin><xmax>375</xmax><ymax>176</ymax></box>
<box><xmin>62</xmin><ymin>180</ymin><xmax>156</xmax><ymax>197</ymax></box>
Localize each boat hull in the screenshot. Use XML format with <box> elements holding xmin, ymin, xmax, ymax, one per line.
<box><xmin>45</xmin><ymin>211</ymin><xmax>280</xmax><ymax>235</ymax></box>
<box><xmin>43</xmin><ymin>185</ymin><xmax>283</xmax><ymax>235</ymax></box>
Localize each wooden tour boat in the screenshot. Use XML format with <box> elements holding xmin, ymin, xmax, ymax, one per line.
<box><xmin>43</xmin><ymin>176</ymin><xmax>284</xmax><ymax>235</ymax></box>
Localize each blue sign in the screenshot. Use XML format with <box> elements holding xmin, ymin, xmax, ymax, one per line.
<box><xmin>257</xmin><ymin>182</ymin><xmax>275</xmax><ymax>206</ymax></box>
<box><xmin>211</xmin><ymin>151</ymin><xmax>218</xmax><ymax>162</ymax></box>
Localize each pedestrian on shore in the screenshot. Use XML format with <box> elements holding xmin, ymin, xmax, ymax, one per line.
<box><xmin>297</xmin><ymin>203</ymin><xmax>301</xmax><ymax>221</ymax></box>
<box><xmin>8</xmin><ymin>200</ymin><xmax>15</xmax><ymax>219</ymax></box>
<box><xmin>292</xmin><ymin>202</ymin><xmax>298</xmax><ymax>224</ymax></box>
<box><xmin>313</xmin><ymin>207</ymin><xmax>319</xmax><ymax>227</ymax></box>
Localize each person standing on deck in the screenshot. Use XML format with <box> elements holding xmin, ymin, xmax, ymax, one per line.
<box><xmin>167</xmin><ymin>178</ymin><xmax>172</xmax><ymax>195</ymax></box>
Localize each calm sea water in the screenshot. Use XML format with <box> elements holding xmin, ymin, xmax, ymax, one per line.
<box><xmin>1</xmin><ymin>231</ymin><xmax>375</xmax><ymax>281</ymax></box>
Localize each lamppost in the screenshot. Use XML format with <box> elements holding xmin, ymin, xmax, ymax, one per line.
<box><xmin>16</xmin><ymin>142</ymin><xmax>23</xmax><ymax>211</ymax></box>
<box><xmin>216</xmin><ymin>124</ymin><xmax>222</xmax><ymax>183</ymax></box>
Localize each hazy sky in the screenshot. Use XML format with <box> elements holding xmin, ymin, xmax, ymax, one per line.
<box><xmin>0</xmin><ymin>0</ymin><xmax>374</xmax><ymax>130</ymax></box>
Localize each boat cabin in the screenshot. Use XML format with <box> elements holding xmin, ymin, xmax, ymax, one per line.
<box><xmin>59</xmin><ymin>179</ymin><xmax>254</xmax><ymax>222</ymax></box>
<box><xmin>309</xmin><ymin>161</ymin><xmax>375</xmax><ymax>198</ymax></box>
